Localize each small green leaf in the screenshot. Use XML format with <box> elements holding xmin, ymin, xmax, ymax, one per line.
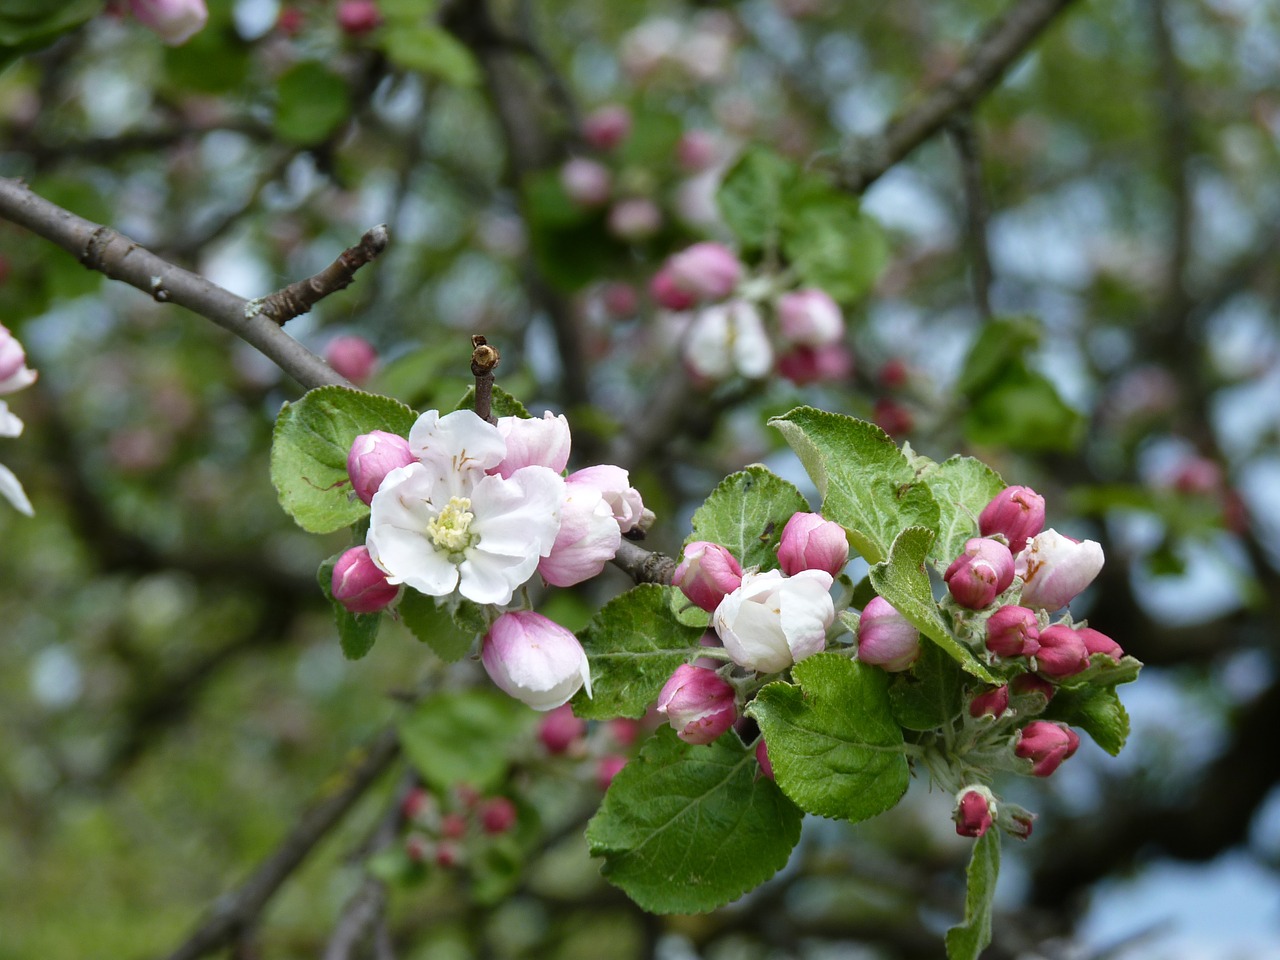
<box><xmin>780</xmin><ymin>182</ymin><xmax>887</xmax><ymax>303</ymax></box>
<box><xmin>453</xmin><ymin>384</ymin><xmax>532</xmax><ymax>420</ymax></box>
<box><xmin>274</xmin><ymin>62</ymin><xmax>351</xmax><ymax>145</ymax></box>
<box><xmin>889</xmin><ymin>638</ymin><xmax>966</xmax><ymax>732</ymax></box>
<box><xmin>769</xmin><ymin>407</ymin><xmax>939</xmax><ymax>564</ymax></box>
<box><xmin>868</xmin><ymin>527</ymin><xmax>998</xmax><ymax>684</ymax></box>
<box><xmin>945</xmin><ymin>829</ymin><xmax>1001</xmax><ymax>960</ymax></box>
<box><xmin>398</xmin><ymin>690</ymin><xmax>534</xmax><ymax>792</ymax></box>
<box><xmin>383</xmin><ymin>25</ymin><xmax>480</xmax><ymax>86</ymax></box>
<box><xmin>920</xmin><ymin>457</ymin><xmax>1006</xmax><ymax>564</ymax></box>
<box><xmin>270</xmin><ymin>385</ymin><xmax>417</xmax><ymax>534</ymax></box>
<box><xmin>716</xmin><ymin>146</ymin><xmax>796</xmax><ymax>251</ymax></box>
<box><xmin>398</xmin><ymin>591</ymin><xmax>485</xmax><ymax>663</ymax></box>
<box><xmin>586</xmin><ymin>728</ymin><xmax>802</xmax><ymax>914</ymax></box>
<box><xmin>572</xmin><ymin>585</ymin><xmax>706</xmax><ymax>720</ymax></box>
<box><xmin>747</xmin><ymin>653</ymin><xmax>910</xmax><ymax>822</ymax></box>
<box><xmin>686</xmin><ymin>466</ymin><xmax>811</xmax><ymax>571</ymax></box>
<box><xmin>317</xmin><ymin>555</ymin><xmax>382</xmax><ymax>660</ymax></box>
<box><xmin>957</xmin><ymin>317</ymin><xmax>1040</xmax><ymax>397</ymax></box>
<box><xmin>1045</xmin><ymin>685</ymin><xmax>1130</xmax><ymax>755</ymax></box>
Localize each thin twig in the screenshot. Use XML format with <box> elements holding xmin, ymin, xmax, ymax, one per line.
<box><xmin>947</xmin><ymin>115</ymin><xmax>995</xmax><ymax>319</ymax></box>
<box><xmin>470</xmin><ymin>335</ymin><xmax>501</xmax><ymax>424</ymax></box>
<box><xmin>836</xmin><ymin>0</ymin><xmax>1080</xmax><ymax>194</ymax></box>
<box><xmin>252</xmin><ymin>224</ymin><xmax>391</xmax><ymax>325</ymax></box>
<box><xmin>611</xmin><ymin>540</ymin><xmax>677</xmax><ymax>586</ymax></box>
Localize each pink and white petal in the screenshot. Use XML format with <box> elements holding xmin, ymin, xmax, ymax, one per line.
<box><xmin>0</xmin><ymin>463</ymin><xmax>32</xmax><ymax>515</ymax></box>
<box><xmin>470</xmin><ymin>467</ymin><xmax>564</xmax><ymax>558</ymax></box>
<box><xmin>0</xmin><ymin>401</ymin><xmax>22</xmax><ymax>438</ymax></box>
<box><xmin>409</xmin><ymin>409</ymin><xmax>505</xmax><ymax>490</ymax></box>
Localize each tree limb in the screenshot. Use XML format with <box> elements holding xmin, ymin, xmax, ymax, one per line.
<box><xmin>250</xmin><ymin>224</ymin><xmax>391</xmax><ymax>325</ymax></box>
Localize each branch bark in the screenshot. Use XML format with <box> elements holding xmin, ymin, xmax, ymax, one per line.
<box><xmin>251</xmin><ymin>224</ymin><xmax>391</xmax><ymax>325</ymax></box>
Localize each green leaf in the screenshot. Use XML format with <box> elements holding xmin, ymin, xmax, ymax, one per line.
<box><xmin>398</xmin><ymin>591</ymin><xmax>485</xmax><ymax>663</ymax></box>
<box><xmin>769</xmin><ymin>407</ymin><xmax>939</xmax><ymax>564</ymax></box>
<box><xmin>686</xmin><ymin>466</ymin><xmax>811</xmax><ymax>572</ymax></box>
<box><xmin>746</xmin><ymin>653</ymin><xmax>910</xmax><ymax>821</ymax></box>
<box><xmin>945</xmin><ymin>829</ymin><xmax>1001</xmax><ymax>960</ymax></box>
<box><xmin>572</xmin><ymin>585</ymin><xmax>706</xmax><ymax>720</ymax></box>
<box><xmin>452</xmin><ymin>384</ymin><xmax>531</xmax><ymax>420</ymax></box>
<box><xmin>274</xmin><ymin>62</ymin><xmax>351</xmax><ymax>145</ymax></box>
<box><xmin>383</xmin><ymin>25</ymin><xmax>480</xmax><ymax>86</ymax></box>
<box><xmin>889</xmin><ymin>637</ymin><xmax>966</xmax><ymax>732</ymax></box>
<box><xmin>1045</xmin><ymin>684</ymin><xmax>1130</xmax><ymax>756</ymax></box>
<box><xmin>0</xmin><ymin>0</ymin><xmax>100</xmax><ymax>51</ymax></box>
<box><xmin>398</xmin><ymin>690</ymin><xmax>534</xmax><ymax>792</ymax></box>
<box><xmin>957</xmin><ymin>318</ymin><xmax>1040</xmax><ymax>397</ymax></box>
<box><xmin>920</xmin><ymin>457</ymin><xmax>1006</xmax><ymax>565</ymax></box>
<box><xmin>586</xmin><ymin>728</ymin><xmax>802</xmax><ymax>913</ymax></box>
<box><xmin>270</xmin><ymin>385</ymin><xmax>418</xmax><ymax>534</ymax></box>
<box><xmin>317</xmin><ymin>555</ymin><xmax>382</xmax><ymax>660</ymax></box>
<box><xmin>716</xmin><ymin>146</ymin><xmax>796</xmax><ymax>251</ymax></box>
<box><xmin>780</xmin><ymin>183</ymin><xmax>888</xmax><ymax>303</ymax></box>
<box><xmin>868</xmin><ymin>527</ymin><xmax>998</xmax><ymax>684</ymax></box>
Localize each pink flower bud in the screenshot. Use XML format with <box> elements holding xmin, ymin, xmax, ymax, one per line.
<box><xmin>608</xmin><ymin>718</ymin><xmax>641</xmax><ymax>748</ymax></box>
<box><xmin>538</xmin><ymin>480</ymin><xmax>622</xmax><ymax>587</ymax></box>
<box><xmin>777</xmin><ymin>511</ymin><xmax>849</xmax><ymax>577</ymax></box>
<box><xmin>331</xmin><ymin>546</ymin><xmax>398</xmax><ymax>613</ymax></box>
<box><xmin>492</xmin><ymin>412</ymin><xmax>571</xmax><ymax>479</ymax></box>
<box><xmin>325</xmin><ymin>335</ymin><xmax>378</xmax><ymax>385</ymax></box>
<box><xmin>479</xmin><ymin>796</ymin><xmax>518</xmax><ymax>835</ymax></box>
<box><xmin>481</xmin><ymin>611</ymin><xmax>592</xmax><ymax>711</ymax></box>
<box><xmin>566</xmin><ymin>464</ymin><xmax>646</xmax><ymax>533</ymax></box>
<box><xmin>1170</xmin><ymin>456</ymin><xmax>1223</xmax><ymax>495</ymax></box>
<box><xmin>0</xmin><ymin>325</ymin><xmax>36</xmax><ymax>394</ymax></box>
<box><xmin>650</xmin><ymin>266</ymin><xmax>697</xmax><ymax>311</ymax></box>
<box><xmin>582</xmin><ymin>104</ymin><xmax>632</xmax><ymax>151</ymax></box>
<box><xmin>979</xmin><ymin>485</ymin><xmax>1046</xmax><ymax>554</ymax></box>
<box><xmin>336</xmin><ymin>0</ymin><xmax>381</xmax><ymax>34</ymax></box>
<box><xmin>656</xmin><ymin>664</ymin><xmax>737</xmax><ymax>745</ymax></box>
<box><xmin>405</xmin><ymin>833</ymin><xmax>431</xmax><ymax>863</ymax></box>
<box><xmin>776</xmin><ymin>289</ymin><xmax>844</xmax><ymax>347</ymax></box>
<box><xmin>1077</xmin><ymin>626</ymin><xmax>1124</xmax><ymax>661</ymax></box>
<box><xmin>538</xmin><ymin>703</ymin><xmax>586</xmax><ymax>755</ymax></box>
<box><xmin>1034</xmin><ymin>625</ymin><xmax>1091</xmax><ymax>679</ymax></box>
<box><xmin>1014</xmin><ymin>720</ymin><xmax>1080</xmax><ymax>777</ymax></box>
<box><xmin>1009</xmin><ymin>812</ymin><xmax>1036</xmax><ymax>839</ymax></box>
<box><xmin>954</xmin><ymin>786</ymin><xmax>996</xmax><ymax>838</ymax></box>
<box><xmin>857</xmin><ymin>596</ymin><xmax>920</xmax><ymax>672</ymax></box>
<box><xmin>755</xmin><ymin>738</ymin><xmax>774</xmax><ymax>780</ymax></box>
<box><xmin>1011</xmin><ymin>673</ymin><xmax>1056</xmax><ymax>703</ymax></box>
<box><xmin>1017</xmin><ymin>529</ymin><xmax>1104</xmax><ymax>610</ymax></box>
<box><xmin>435</xmin><ymin>841</ymin><xmax>462</xmax><ymax>868</ymax></box>
<box><xmin>777</xmin><ymin>344</ymin><xmax>853</xmax><ymax>385</ymax></box>
<box><xmin>607</xmin><ymin>198</ymin><xmax>663</xmax><ymax>241</ymax></box>
<box><xmin>878</xmin><ymin>358</ymin><xmax>909</xmax><ymax>389</ymax></box>
<box><xmin>439</xmin><ymin>812</ymin><xmax>467</xmax><ymax>839</ymax></box>
<box><xmin>560</xmin><ymin>158</ymin><xmax>612</xmax><ymax>207</ymax></box>
<box><xmin>601</xmin><ymin>282</ymin><xmax>638</xmax><ymax>318</ymax></box>
<box><xmin>129</xmin><ymin>0</ymin><xmax>207</xmax><ymax>45</ymax></box>
<box><xmin>674</xmin><ymin>541</ymin><xmax>743</xmax><ymax>612</ymax></box>
<box><xmin>664</xmin><ymin>242</ymin><xmax>743</xmax><ymax>302</ymax></box>
<box><xmin>873</xmin><ymin>397</ymin><xmax>914</xmax><ymax>437</ymax></box>
<box><xmin>944</xmin><ymin>538</ymin><xmax>1015</xmax><ymax>609</ymax></box>
<box><xmin>985</xmin><ymin>605</ymin><xmax>1041</xmax><ymax>658</ymax></box>
<box><xmin>969</xmin><ymin>684</ymin><xmax>1010</xmax><ymax>719</ymax></box>
<box><xmin>347</xmin><ymin>430</ymin><xmax>415</xmax><ymax>505</ymax></box>
<box><xmin>597</xmin><ymin>755</ymin><xmax>627</xmax><ymax>790</ymax></box>
<box><xmin>677</xmin><ymin>130</ymin><xmax>719</xmax><ymax>172</ymax></box>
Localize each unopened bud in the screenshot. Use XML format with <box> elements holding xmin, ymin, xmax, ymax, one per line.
<box><xmin>674</xmin><ymin>541</ymin><xmax>743</xmax><ymax>612</ymax></box>
<box><xmin>979</xmin><ymin>485</ymin><xmax>1046</xmax><ymax>555</ymax></box>
<box><xmin>650</xmin><ymin>266</ymin><xmax>697</xmax><ymax>311</ymax></box>
<box><xmin>776</xmin><ymin>289</ymin><xmax>844</xmax><ymax>347</ymax></box>
<box><xmin>560</xmin><ymin>157</ymin><xmax>612</xmax><ymax>207</ymax></box>
<box><xmin>954</xmin><ymin>786</ymin><xmax>996</xmax><ymax>838</ymax></box>
<box><xmin>1011</xmin><ymin>673</ymin><xmax>1056</xmax><ymax>704</ymax></box>
<box><xmin>755</xmin><ymin>738</ymin><xmax>774</xmax><ymax>780</ymax></box>
<box><xmin>608</xmin><ymin>198</ymin><xmax>663</xmax><ymax>241</ymax></box>
<box><xmin>777</xmin><ymin>512</ymin><xmax>849</xmax><ymax>577</ymax></box>
<box><xmin>582</xmin><ymin>104</ymin><xmax>632</xmax><ymax>151</ymax></box>
<box><xmin>325</xmin><ymin>335</ymin><xmax>378</xmax><ymax>385</ymax></box>
<box><xmin>597</xmin><ymin>755</ymin><xmax>628</xmax><ymax>790</ymax></box>
<box><xmin>677</xmin><ymin>129</ymin><xmax>719</xmax><ymax>171</ymax></box>
<box><xmin>331</xmin><ymin>546</ymin><xmax>398</xmax><ymax>614</ymax></box>
<box><xmin>1034</xmin><ymin>625</ymin><xmax>1091</xmax><ymax>679</ymax></box>
<box><xmin>1014</xmin><ymin>720</ymin><xmax>1079</xmax><ymax>777</ymax></box>
<box><xmin>336</xmin><ymin>0</ymin><xmax>381</xmax><ymax>34</ymax></box>
<box><xmin>347</xmin><ymin>431</ymin><xmax>415</xmax><ymax>505</ymax></box>
<box><xmin>129</xmin><ymin>0</ymin><xmax>208</xmax><ymax>45</ymax></box>
<box><xmin>439</xmin><ymin>812</ymin><xmax>467</xmax><ymax>840</ymax></box>
<box><xmin>656</xmin><ymin>664</ymin><xmax>737</xmax><ymax>745</ymax></box>
<box><xmin>537</xmin><ymin>703</ymin><xmax>586</xmax><ymax>755</ymax></box>
<box><xmin>481</xmin><ymin>611</ymin><xmax>592</xmax><ymax>711</ymax></box>
<box><xmin>1077</xmin><ymin>626</ymin><xmax>1124</xmax><ymax>661</ymax></box>
<box><xmin>969</xmin><ymin>684</ymin><xmax>1010</xmax><ymax>719</ymax></box>
<box><xmin>478</xmin><ymin>796</ymin><xmax>518</xmax><ymax>835</ymax></box>
<box><xmin>663</xmin><ymin>242</ymin><xmax>743</xmax><ymax>302</ymax></box>
<box><xmin>944</xmin><ymin>538</ymin><xmax>1015</xmax><ymax>609</ymax></box>
<box><xmin>1017</xmin><ymin>529</ymin><xmax>1104</xmax><ymax>610</ymax></box>
<box><xmin>985</xmin><ymin>605</ymin><xmax>1041</xmax><ymax>658</ymax></box>
<box><xmin>777</xmin><ymin>344</ymin><xmax>854</xmax><ymax>385</ymax></box>
<box><xmin>856</xmin><ymin>596</ymin><xmax>920</xmax><ymax>672</ymax></box>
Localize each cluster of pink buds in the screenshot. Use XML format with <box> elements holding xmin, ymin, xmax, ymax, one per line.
<box><xmin>534</xmin><ymin>705</ymin><xmax>650</xmax><ymax>791</ymax></box>
<box><xmin>400</xmin><ymin>783</ymin><xmax>519</xmax><ymax>871</ymax></box>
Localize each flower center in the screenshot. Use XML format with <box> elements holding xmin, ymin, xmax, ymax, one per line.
<box><xmin>427</xmin><ymin>496</ymin><xmax>476</xmax><ymax>554</ymax></box>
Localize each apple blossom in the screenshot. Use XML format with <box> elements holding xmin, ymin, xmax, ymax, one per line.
<box><xmin>656</xmin><ymin>665</ymin><xmax>738</xmax><ymax>745</ymax></box>
<box><xmin>481</xmin><ymin>611</ymin><xmax>591</xmax><ymax>711</ymax></box>
<box><xmin>1017</xmin><ymin>529</ymin><xmax>1105</xmax><ymax>610</ymax></box>
<box><xmin>538</xmin><ymin>480</ymin><xmax>622</xmax><ymax>587</ymax></box>
<box><xmin>581</xmin><ymin>104</ymin><xmax>632</xmax><ymax>151</ymax></box>
<box><xmin>650</xmin><ymin>267</ymin><xmax>697</xmax><ymax>311</ymax></box>
<box><xmin>683</xmin><ymin>300</ymin><xmax>773</xmax><ymax>381</ymax></box>
<box><xmin>608</xmin><ymin>198</ymin><xmax>663</xmax><ymax>241</ymax></box>
<box><xmin>331</xmin><ymin>545</ymin><xmax>399</xmax><ymax>613</ymax></box>
<box><xmin>492</xmin><ymin>412</ymin><xmax>571</xmax><ymax>479</ymax></box>
<box><xmin>479</xmin><ymin>796</ymin><xmax>518</xmax><ymax>835</ymax></box>
<box><xmin>985</xmin><ymin>605</ymin><xmax>1041</xmax><ymax>658</ymax></box>
<box><xmin>944</xmin><ymin>537</ymin><xmax>1015</xmax><ymax>609</ymax></box>
<box><xmin>776</xmin><ymin>289</ymin><xmax>844</xmax><ymax>347</ymax></box>
<box><xmin>677</xmin><ymin>130</ymin><xmax>719</xmax><ymax>172</ymax></box>
<box><xmin>954</xmin><ymin>786</ymin><xmax>996</xmax><ymax>838</ymax></box>
<box><xmin>1035</xmin><ymin>625</ymin><xmax>1092</xmax><ymax>679</ymax></box>
<box><xmin>777</xmin><ymin>511</ymin><xmax>849</xmax><ymax>577</ymax></box>
<box><xmin>856</xmin><ymin>596</ymin><xmax>920</xmax><ymax>672</ymax></box>
<box><xmin>560</xmin><ymin>158</ymin><xmax>612</xmax><ymax>206</ymax></box>
<box><xmin>567</xmin><ymin>464</ymin><xmax>645</xmax><ymax>532</ymax></box>
<box><xmin>713</xmin><ymin>569</ymin><xmax>835</xmax><ymax>673</ymax></box>
<box><xmin>664</xmin><ymin>242</ymin><xmax>743</xmax><ymax>302</ymax></box>
<box><xmin>1014</xmin><ymin>721</ymin><xmax>1080</xmax><ymax>777</ymax></box>
<box><xmin>673</xmin><ymin>541</ymin><xmax>743</xmax><ymax>612</ymax></box>
<box><xmin>0</xmin><ymin>325</ymin><xmax>37</xmax><ymax>394</ymax></box>
<box><xmin>347</xmin><ymin>430</ymin><xmax>416</xmax><ymax>505</ymax></box>
<box><xmin>979</xmin><ymin>485</ymin><xmax>1046</xmax><ymax>555</ymax></box>
<box><xmin>129</xmin><ymin>0</ymin><xmax>207</xmax><ymax>45</ymax></box>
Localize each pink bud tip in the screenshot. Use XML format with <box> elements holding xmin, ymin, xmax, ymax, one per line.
<box><xmin>129</xmin><ymin>0</ymin><xmax>208</xmax><ymax>45</ymax></box>
<box><xmin>985</xmin><ymin>605</ymin><xmax>1041</xmax><ymax>658</ymax></box>
<box><xmin>596</xmin><ymin>755</ymin><xmax>628</xmax><ymax>790</ymax></box>
<box><xmin>1034</xmin><ymin>625</ymin><xmax>1091</xmax><ymax>679</ymax></box>
<box><xmin>776</xmin><ymin>289</ymin><xmax>844</xmax><ymax>347</ymax></box>
<box><xmin>969</xmin><ymin>684</ymin><xmax>1010</xmax><ymax>719</ymax></box>
<box><xmin>777</xmin><ymin>344</ymin><xmax>854</xmax><ymax>385</ymax></box>
<box><xmin>560</xmin><ymin>157</ymin><xmax>612</xmax><ymax>207</ymax></box>
<box><xmin>336</xmin><ymin>0</ymin><xmax>381</xmax><ymax>35</ymax></box>
<box><xmin>674</xmin><ymin>541</ymin><xmax>744</xmax><ymax>612</ymax></box>
<box><xmin>581</xmin><ymin>104</ymin><xmax>632</xmax><ymax>151</ymax></box>
<box><xmin>777</xmin><ymin>512</ymin><xmax>849</xmax><ymax>577</ymax></box>
<box><xmin>656</xmin><ymin>664</ymin><xmax>737</xmax><ymax>745</ymax></box>
<box><xmin>954</xmin><ymin>787</ymin><xmax>995</xmax><ymax>838</ymax></box>
<box><xmin>662</xmin><ymin>242</ymin><xmax>743</xmax><ymax>302</ymax></box>
<box><xmin>331</xmin><ymin>546</ymin><xmax>398</xmax><ymax>614</ymax></box>
<box><xmin>479</xmin><ymin>796</ymin><xmax>518</xmax><ymax>835</ymax></box>
<box><xmin>857</xmin><ymin>596</ymin><xmax>920</xmax><ymax>672</ymax></box>
<box><xmin>347</xmin><ymin>430</ymin><xmax>416</xmax><ymax>505</ymax></box>
<box><xmin>755</xmin><ymin>738</ymin><xmax>774</xmax><ymax>780</ymax></box>
<box><xmin>944</xmin><ymin>538</ymin><xmax>1015</xmax><ymax>609</ymax></box>
<box><xmin>1014</xmin><ymin>720</ymin><xmax>1080</xmax><ymax>777</ymax></box>
<box><xmin>537</xmin><ymin>703</ymin><xmax>586</xmax><ymax>755</ymax></box>
<box><xmin>325</xmin><ymin>335</ymin><xmax>378</xmax><ymax>385</ymax></box>
<box><xmin>979</xmin><ymin>485</ymin><xmax>1046</xmax><ymax>555</ymax></box>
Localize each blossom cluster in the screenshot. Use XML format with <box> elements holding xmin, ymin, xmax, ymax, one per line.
<box><xmin>331</xmin><ymin>407</ymin><xmax>648</xmax><ymax>712</ymax></box>
<box><xmin>0</xmin><ymin>325</ymin><xmax>38</xmax><ymax>516</ymax></box>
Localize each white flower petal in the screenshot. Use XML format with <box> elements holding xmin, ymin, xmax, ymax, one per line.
<box><xmin>0</xmin><ymin>462</ymin><xmax>33</xmax><ymax>515</ymax></box>
<box><xmin>0</xmin><ymin>401</ymin><xmax>23</xmax><ymax>438</ymax></box>
<box><xmin>408</xmin><ymin>409</ymin><xmax>505</xmax><ymax>493</ymax></box>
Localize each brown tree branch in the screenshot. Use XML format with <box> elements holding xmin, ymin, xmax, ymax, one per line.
<box><xmin>947</xmin><ymin>114</ymin><xmax>995</xmax><ymax>319</ymax></box>
<box><xmin>836</xmin><ymin>0</ymin><xmax>1081</xmax><ymax>194</ymax></box>
<box><xmin>470</xmin><ymin>335</ymin><xmax>502</xmax><ymax>424</ymax></box>
<box><xmin>250</xmin><ymin>224</ymin><xmax>391</xmax><ymax>325</ymax></box>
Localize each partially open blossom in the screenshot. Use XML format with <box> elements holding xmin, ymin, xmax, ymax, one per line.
<box><xmin>1015</xmin><ymin>721</ymin><xmax>1080</xmax><ymax>777</ymax></box>
<box><xmin>347</xmin><ymin>430</ymin><xmax>416</xmax><ymax>505</ymax></box>
<box><xmin>560</xmin><ymin>157</ymin><xmax>612</xmax><ymax>206</ymax></box>
<box><xmin>777</xmin><ymin>344</ymin><xmax>854</xmax><ymax>385</ymax></box>
<box><xmin>331</xmin><ymin>546</ymin><xmax>399</xmax><ymax>614</ymax></box>
<box><xmin>538</xmin><ymin>480</ymin><xmax>622</xmax><ymax>587</ymax></box>
<box><xmin>664</xmin><ymin>242</ymin><xmax>743</xmax><ymax>302</ymax></box>
<box><xmin>479</xmin><ymin>796</ymin><xmax>518</xmax><ymax>835</ymax></box>
<box><xmin>567</xmin><ymin>464</ymin><xmax>645</xmax><ymax>532</ymax></box>
<box><xmin>1017</xmin><ymin>529</ymin><xmax>1104</xmax><ymax>610</ymax></box>
<box><xmin>1035</xmin><ymin>624</ymin><xmax>1091</xmax><ymax>679</ymax></box>
<box><xmin>857</xmin><ymin>596</ymin><xmax>920</xmax><ymax>672</ymax></box>
<box><xmin>755</xmin><ymin>738</ymin><xmax>774</xmax><ymax>780</ymax></box>
<box><xmin>582</xmin><ymin>104</ymin><xmax>632</xmax><ymax>151</ymax></box>
<box><xmin>714</xmin><ymin>569</ymin><xmax>834</xmax><ymax>673</ymax></box>
<box><xmin>1077</xmin><ymin>626</ymin><xmax>1124</xmax><ymax>661</ymax></box>
<box><xmin>776</xmin><ymin>289</ymin><xmax>844</xmax><ymax>347</ymax></box>
<box><xmin>481</xmin><ymin>611</ymin><xmax>591</xmax><ymax>711</ymax></box>
<box><xmin>969</xmin><ymin>684</ymin><xmax>1010</xmax><ymax>719</ymax></box>
<box><xmin>674</xmin><ymin>541</ymin><xmax>743</xmax><ymax>612</ymax></box>
<box><xmin>985</xmin><ymin>605</ymin><xmax>1041</xmax><ymax>658</ymax></box>
<box><xmin>656</xmin><ymin>664</ymin><xmax>737</xmax><ymax>745</ymax></box>
<box><xmin>979</xmin><ymin>485</ymin><xmax>1046</xmax><ymax>555</ymax></box>
<box><xmin>608</xmin><ymin>198</ymin><xmax>663</xmax><ymax>241</ymax></box>
<box><xmin>325</xmin><ymin>335</ymin><xmax>378</xmax><ymax>384</ymax></box>
<box><xmin>954</xmin><ymin>786</ymin><xmax>996</xmax><ymax>838</ymax></box>
<box><xmin>944</xmin><ymin>538</ymin><xmax>1015</xmax><ymax>609</ymax></box>
<box><xmin>336</xmin><ymin>0</ymin><xmax>381</xmax><ymax>34</ymax></box>
<box><xmin>597</xmin><ymin>755</ymin><xmax>628</xmax><ymax>790</ymax></box>
<box><xmin>677</xmin><ymin>129</ymin><xmax>719</xmax><ymax>172</ymax></box>
<box><xmin>538</xmin><ymin>703</ymin><xmax>586</xmax><ymax>754</ymax></box>
<box><xmin>0</xmin><ymin>325</ymin><xmax>37</xmax><ymax>394</ymax></box>
<box><xmin>777</xmin><ymin>512</ymin><xmax>849</xmax><ymax>577</ymax></box>
<box><xmin>129</xmin><ymin>0</ymin><xmax>207</xmax><ymax>44</ymax></box>
<box><xmin>684</xmin><ymin>300</ymin><xmax>773</xmax><ymax>381</ymax></box>
<box><xmin>492</xmin><ymin>412</ymin><xmax>571</xmax><ymax>479</ymax></box>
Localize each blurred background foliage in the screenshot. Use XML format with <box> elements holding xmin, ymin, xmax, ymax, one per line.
<box><xmin>2</xmin><ymin>0</ymin><xmax>1280</xmax><ymax>957</ymax></box>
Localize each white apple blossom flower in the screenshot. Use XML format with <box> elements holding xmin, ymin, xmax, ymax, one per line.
<box><xmin>713</xmin><ymin>568</ymin><xmax>835</xmax><ymax>673</ymax></box>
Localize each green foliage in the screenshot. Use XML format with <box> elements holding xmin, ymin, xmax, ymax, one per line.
<box><xmin>0</xmin><ymin>0</ymin><xmax>101</xmax><ymax>64</ymax></box>
<box><xmin>317</xmin><ymin>554</ymin><xmax>382</xmax><ymax>660</ymax></box>
<box><xmin>1046</xmin><ymin>654</ymin><xmax>1142</xmax><ymax>754</ymax></box>
<box><xmin>945</xmin><ymin>829</ymin><xmax>1001</xmax><ymax>960</ymax></box>
<box><xmin>716</xmin><ymin>146</ymin><xmax>795</xmax><ymax>251</ymax></box>
<box><xmin>452</xmin><ymin>384</ymin><xmax>532</xmax><ymax>419</ymax></box>
<box><xmin>889</xmin><ymin>637</ymin><xmax>966</xmax><ymax>732</ymax></box>
<box><xmin>398</xmin><ymin>591</ymin><xmax>487</xmax><ymax>663</ymax></box>
<box><xmin>769</xmin><ymin>406</ymin><xmax>939</xmax><ymax>564</ymax></box>
<box><xmin>918</xmin><ymin>456</ymin><xmax>1006</xmax><ymax>564</ymax></box>
<box><xmin>585</xmin><ymin>727</ymin><xmax>803</xmax><ymax>913</ymax></box>
<box><xmin>572</xmin><ymin>585</ymin><xmax>705</xmax><ymax>720</ymax></box>
<box><xmin>383</xmin><ymin>26</ymin><xmax>480</xmax><ymax>86</ymax></box>
<box><xmin>685</xmin><ymin>465</ymin><xmax>810</xmax><ymax>570</ymax></box>
<box><xmin>398</xmin><ymin>690</ymin><xmax>535</xmax><ymax>792</ymax></box>
<box><xmin>747</xmin><ymin>653</ymin><xmax>910</xmax><ymax>821</ymax></box>
<box><xmin>271</xmin><ymin>386</ymin><xmax>418</xmax><ymax>534</ymax></box>
<box><xmin>274</xmin><ymin>62</ymin><xmax>352</xmax><ymax>145</ymax></box>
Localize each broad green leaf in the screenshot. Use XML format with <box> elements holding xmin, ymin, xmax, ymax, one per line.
<box><xmin>317</xmin><ymin>555</ymin><xmax>382</xmax><ymax>660</ymax></box>
<box><xmin>747</xmin><ymin>653</ymin><xmax>909</xmax><ymax>821</ymax></box>
<box><xmin>921</xmin><ymin>457</ymin><xmax>1006</xmax><ymax>564</ymax></box>
<box><xmin>384</xmin><ymin>25</ymin><xmax>480</xmax><ymax>86</ymax></box>
<box><xmin>1045</xmin><ymin>684</ymin><xmax>1130</xmax><ymax>756</ymax></box>
<box><xmin>770</xmin><ymin>406</ymin><xmax>939</xmax><ymax>564</ymax></box>
<box><xmin>0</xmin><ymin>0</ymin><xmax>100</xmax><ymax>51</ymax></box>
<box><xmin>945</xmin><ymin>829</ymin><xmax>1001</xmax><ymax>960</ymax></box>
<box><xmin>274</xmin><ymin>62</ymin><xmax>351</xmax><ymax>145</ymax></box>
<box><xmin>398</xmin><ymin>690</ymin><xmax>534</xmax><ymax>792</ymax></box>
<box><xmin>889</xmin><ymin>637</ymin><xmax>966</xmax><ymax>732</ymax></box>
<box><xmin>780</xmin><ymin>184</ymin><xmax>888</xmax><ymax>303</ymax></box>
<box><xmin>617</xmin><ymin>111</ymin><xmax>684</xmax><ymax>169</ymax></box>
<box><xmin>572</xmin><ymin>585</ymin><xmax>706</xmax><ymax>720</ymax></box>
<box><xmin>398</xmin><ymin>591</ymin><xmax>485</xmax><ymax>663</ymax></box>
<box><xmin>716</xmin><ymin>146</ymin><xmax>796</xmax><ymax>251</ymax></box>
<box><xmin>586</xmin><ymin>728</ymin><xmax>802</xmax><ymax>913</ymax></box>
<box><xmin>452</xmin><ymin>384</ymin><xmax>531</xmax><ymax>420</ymax></box>
<box><xmin>270</xmin><ymin>385</ymin><xmax>417</xmax><ymax>534</ymax></box>
<box><xmin>957</xmin><ymin>317</ymin><xmax>1040</xmax><ymax>396</ymax></box>
<box><xmin>686</xmin><ymin>466</ymin><xmax>811</xmax><ymax>572</ymax></box>
<box><xmin>868</xmin><ymin>527</ymin><xmax>997</xmax><ymax>684</ymax></box>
